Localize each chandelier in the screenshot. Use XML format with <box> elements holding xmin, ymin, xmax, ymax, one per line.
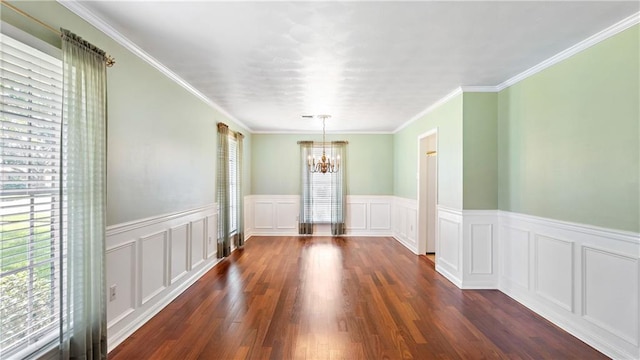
<box><xmin>308</xmin><ymin>115</ymin><xmax>339</xmax><ymax>174</ymax></box>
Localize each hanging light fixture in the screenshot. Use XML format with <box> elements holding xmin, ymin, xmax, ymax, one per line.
<box><xmin>308</xmin><ymin>115</ymin><xmax>339</xmax><ymax>174</ymax></box>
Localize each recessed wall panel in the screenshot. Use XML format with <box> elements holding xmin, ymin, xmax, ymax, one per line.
<box><xmin>276</xmin><ymin>202</ymin><xmax>297</xmax><ymax>229</ymax></box>
<box><xmin>471</xmin><ymin>224</ymin><xmax>493</xmax><ymax>274</ymax></box>
<box><xmin>191</xmin><ymin>219</ymin><xmax>206</xmax><ymax>269</ymax></box>
<box><xmin>535</xmin><ymin>235</ymin><xmax>573</xmax><ymax>311</ymax></box>
<box><xmin>347</xmin><ymin>202</ymin><xmax>367</xmax><ymax>230</ymax></box>
<box><xmin>583</xmin><ymin>247</ymin><xmax>639</xmax><ymax>345</ymax></box>
<box><xmin>206</xmin><ymin>215</ymin><xmax>217</xmax><ymax>258</ymax></box>
<box><xmin>502</xmin><ymin>226</ymin><xmax>530</xmax><ymax>289</ymax></box>
<box><xmin>370</xmin><ymin>203</ymin><xmax>391</xmax><ymax>230</ymax></box>
<box><xmin>140</xmin><ymin>231</ymin><xmax>167</xmax><ymax>305</ymax></box>
<box><xmin>254</xmin><ymin>202</ymin><xmax>274</xmax><ymax>229</ymax></box>
<box><xmin>439</xmin><ymin>218</ymin><xmax>460</xmax><ymax>271</ymax></box>
<box><xmin>106</xmin><ymin>242</ymin><xmax>135</xmax><ymax>326</ymax></box>
<box><xmin>170</xmin><ymin>224</ymin><xmax>189</xmax><ymax>283</ymax></box>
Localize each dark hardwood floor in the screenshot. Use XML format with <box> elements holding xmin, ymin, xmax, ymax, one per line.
<box><xmin>109</xmin><ymin>236</ymin><xmax>607</xmax><ymax>359</ymax></box>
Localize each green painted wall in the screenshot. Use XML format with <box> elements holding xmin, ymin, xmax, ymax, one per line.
<box><xmin>498</xmin><ymin>25</ymin><xmax>639</xmax><ymax>232</ymax></box>
<box><xmin>463</xmin><ymin>93</ymin><xmax>498</xmax><ymax>209</ymax></box>
<box><xmin>2</xmin><ymin>0</ymin><xmax>251</xmax><ymax>225</ymax></box>
<box><xmin>251</xmin><ymin>134</ymin><xmax>394</xmax><ymax>196</ymax></box>
<box><xmin>393</xmin><ymin>94</ymin><xmax>463</xmax><ymax>209</ymax></box>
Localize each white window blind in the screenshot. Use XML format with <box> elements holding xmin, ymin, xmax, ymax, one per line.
<box><xmin>0</xmin><ymin>33</ymin><xmax>65</xmax><ymax>358</ymax></box>
<box><xmin>310</xmin><ymin>146</ymin><xmax>332</xmax><ymax>223</ymax></box>
<box><xmin>228</xmin><ymin>136</ymin><xmax>238</xmax><ymax>233</ymax></box>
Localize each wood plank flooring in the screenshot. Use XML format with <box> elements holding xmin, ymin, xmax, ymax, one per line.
<box><xmin>109</xmin><ymin>236</ymin><xmax>607</xmax><ymax>360</ymax></box>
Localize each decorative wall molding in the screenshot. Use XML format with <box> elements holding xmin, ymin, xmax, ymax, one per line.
<box><xmin>106</xmin><ymin>204</ymin><xmax>219</xmax><ymax>352</ymax></box>
<box><xmin>392</xmin><ymin>197</ymin><xmax>418</xmax><ymax>253</ymax></box>
<box><xmin>105</xmin><ymin>199</ymin><xmax>639</xmax><ymax>359</ymax></box>
<box><xmin>436</xmin><ymin>206</ymin><xmax>463</xmax><ymax>286</ymax></box>
<box><xmin>56</xmin><ymin>2</ymin><xmax>250</xmax><ymax>132</ymax></box>
<box><xmin>496</xmin><ymin>11</ymin><xmax>640</xmax><ymax>91</ymax></box>
<box><xmin>244</xmin><ymin>195</ymin><xmax>395</xmax><ymax>238</ymax></box>
<box><xmin>394</xmin><ymin>12</ymin><xmax>640</xmax><ymax>133</ymax></box>
<box><xmin>404</xmin><ymin>204</ymin><xmax>639</xmax><ymax>358</ymax></box>
<box><xmin>497</xmin><ymin>210</ymin><xmax>640</xmax><ymax>360</ymax></box>
<box><xmin>394</xmin><ymin>87</ymin><xmax>462</xmax><ymax>133</ymax></box>
<box><xmin>106</xmin><ymin>204</ymin><xmax>216</xmax><ymax>236</ymax></box>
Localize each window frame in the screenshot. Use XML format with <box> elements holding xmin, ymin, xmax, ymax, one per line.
<box><xmin>0</xmin><ymin>26</ymin><xmax>65</xmax><ymax>359</ymax></box>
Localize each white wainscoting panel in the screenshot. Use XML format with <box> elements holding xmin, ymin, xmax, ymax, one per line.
<box><xmin>169</xmin><ymin>224</ymin><xmax>189</xmax><ymax>284</ymax></box>
<box><xmin>191</xmin><ymin>219</ymin><xmax>206</xmax><ymax>269</ymax></box>
<box><xmin>435</xmin><ymin>206</ymin><xmax>463</xmax><ymax>287</ymax></box>
<box><xmin>347</xmin><ymin>202</ymin><xmax>367</xmax><ymax>230</ymax></box>
<box><xmin>582</xmin><ymin>246</ymin><xmax>638</xmax><ymax>346</ymax></box>
<box><xmin>244</xmin><ymin>195</ymin><xmax>394</xmax><ymax>237</ymax></box>
<box><xmin>139</xmin><ymin>231</ymin><xmax>167</xmax><ymax>305</ymax></box>
<box><xmin>370</xmin><ymin>202</ymin><xmax>391</xmax><ymax>230</ymax></box>
<box><xmin>535</xmin><ymin>235</ymin><xmax>573</xmax><ymax>312</ymax></box>
<box><xmin>276</xmin><ymin>201</ymin><xmax>298</xmax><ymax>230</ymax></box>
<box><xmin>498</xmin><ymin>211</ymin><xmax>640</xmax><ymax>360</ymax></box>
<box><xmin>392</xmin><ymin>197</ymin><xmax>418</xmax><ymax>253</ymax></box>
<box><xmin>106</xmin><ymin>204</ymin><xmax>219</xmax><ymax>352</ymax></box>
<box><xmin>254</xmin><ymin>201</ymin><xmax>275</xmax><ymax>229</ymax></box>
<box><xmin>460</xmin><ymin>210</ymin><xmax>499</xmax><ymax>289</ymax></box>
<box><xmin>206</xmin><ymin>215</ymin><xmax>217</xmax><ymax>258</ymax></box>
<box><xmin>500</xmin><ymin>225</ymin><xmax>531</xmax><ymax>291</ymax></box>
<box><xmin>470</xmin><ymin>224</ymin><xmax>493</xmax><ymax>274</ymax></box>
<box><xmin>106</xmin><ymin>242</ymin><xmax>135</xmax><ymax>327</ymax></box>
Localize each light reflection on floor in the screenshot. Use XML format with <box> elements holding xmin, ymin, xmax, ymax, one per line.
<box><xmin>297</xmin><ymin>239</ymin><xmax>348</xmax><ymax>352</ymax></box>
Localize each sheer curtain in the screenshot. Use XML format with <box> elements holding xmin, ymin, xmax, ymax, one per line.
<box><xmin>298</xmin><ymin>141</ymin><xmax>314</xmax><ymax>234</ymax></box>
<box><xmin>330</xmin><ymin>142</ymin><xmax>347</xmax><ymax>235</ymax></box>
<box><xmin>216</xmin><ymin>123</ymin><xmax>231</xmax><ymax>257</ymax></box>
<box><xmin>235</xmin><ymin>132</ymin><xmax>244</xmax><ymax>248</ymax></box>
<box><xmin>298</xmin><ymin>141</ymin><xmax>347</xmax><ymax>235</ymax></box>
<box><xmin>60</xmin><ymin>28</ymin><xmax>108</xmax><ymax>359</ymax></box>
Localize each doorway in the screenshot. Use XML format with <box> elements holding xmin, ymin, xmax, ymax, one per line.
<box><xmin>418</xmin><ymin>130</ymin><xmax>438</xmax><ymax>260</ymax></box>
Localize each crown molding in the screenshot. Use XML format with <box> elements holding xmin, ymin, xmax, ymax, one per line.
<box><xmin>56</xmin><ymin>0</ymin><xmax>252</xmax><ymax>132</ymax></box>
<box><xmin>251</xmin><ymin>130</ymin><xmax>393</xmax><ymax>135</ymax></box>
<box><xmin>460</xmin><ymin>86</ymin><xmax>499</xmax><ymax>93</ymax></box>
<box><xmin>396</xmin><ymin>11</ymin><xmax>639</xmax><ymax>133</ymax></box>
<box><xmin>393</xmin><ymin>87</ymin><xmax>462</xmax><ymax>133</ymax></box>
<box><xmin>57</xmin><ymin>1</ymin><xmax>637</xmax><ymax>135</ymax></box>
<box><xmin>496</xmin><ymin>11</ymin><xmax>639</xmax><ymax>91</ymax></box>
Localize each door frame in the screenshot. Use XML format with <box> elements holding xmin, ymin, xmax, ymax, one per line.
<box><xmin>417</xmin><ymin>128</ymin><xmax>438</xmax><ymax>255</ymax></box>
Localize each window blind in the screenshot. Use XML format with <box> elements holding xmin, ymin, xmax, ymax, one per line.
<box><xmin>0</xmin><ymin>33</ymin><xmax>65</xmax><ymax>358</ymax></box>
<box><xmin>310</xmin><ymin>146</ymin><xmax>332</xmax><ymax>223</ymax></box>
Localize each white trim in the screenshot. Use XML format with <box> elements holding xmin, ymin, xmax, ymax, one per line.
<box><xmin>108</xmin><ymin>257</ymin><xmax>222</xmax><ymax>351</ymax></box>
<box><xmin>496</xmin><ymin>12</ymin><xmax>640</xmax><ymax>91</ymax></box>
<box><xmin>499</xmin><ymin>210</ymin><xmax>639</xmax><ymax>245</ymax></box>
<box><xmin>106</xmin><ymin>204</ymin><xmax>216</xmax><ymax>236</ymax></box>
<box><xmin>252</xmin><ymin>130</ymin><xmax>394</xmax><ymax>135</ymax></box>
<box><xmin>460</xmin><ymin>86</ymin><xmax>499</xmax><ymax>93</ymax></box>
<box><xmin>393</xmin><ymin>87</ymin><xmax>462</xmax><ymax>133</ymax></box>
<box><xmin>55</xmin><ymin>0</ymin><xmax>251</xmax><ymax>133</ymax></box>
<box><xmin>394</xmin><ymin>12</ymin><xmax>640</xmax><ymax>133</ymax></box>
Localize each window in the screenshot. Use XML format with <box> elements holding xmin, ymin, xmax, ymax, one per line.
<box><xmin>309</xmin><ymin>146</ymin><xmax>333</xmax><ymax>223</ymax></box>
<box><xmin>0</xmin><ymin>32</ymin><xmax>64</xmax><ymax>358</ymax></box>
<box><xmin>228</xmin><ymin>136</ymin><xmax>238</xmax><ymax>233</ymax></box>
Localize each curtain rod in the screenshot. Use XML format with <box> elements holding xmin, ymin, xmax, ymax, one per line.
<box><xmin>0</xmin><ymin>0</ymin><xmax>116</xmax><ymax>67</ymax></box>
<box><xmin>297</xmin><ymin>141</ymin><xmax>348</xmax><ymax>145</ymax></box>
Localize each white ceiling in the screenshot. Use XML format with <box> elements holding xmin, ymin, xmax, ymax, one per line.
<box><xmin>72</xmin><ymin>1</ymin><xmax>638</xmax><ymax>133</ymax></box>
